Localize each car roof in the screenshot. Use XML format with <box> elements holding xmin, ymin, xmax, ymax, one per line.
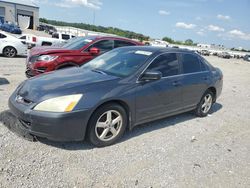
<box><xmin>116</xmin><ymin>46</ymin><xmax>196</xmax><ymax>54</ymax></box>
<box><xmin>81</xmin><ymin>35</ymin><xmax>142</xmax><ymax>44</ymax></box>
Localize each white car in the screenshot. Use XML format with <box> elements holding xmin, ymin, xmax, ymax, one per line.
<box><xmin>150</xmin><ymin>40</ymin><xmax>169</xmax><ymax>48</ymax></box>
<box><xmin>0</xmin><ymin>31</ymin><xmax>27</xmax><ymax>57</ymax></box>
<box><xmin>20</xmin><ymin>33</ymin><xmax>68</xmax><ymax>49</ymax></box>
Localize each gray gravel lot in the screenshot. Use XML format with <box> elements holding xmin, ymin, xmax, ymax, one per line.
<box><xmin>0</xmin><ymin>55</ymin><xmax>250</xmax><ymax>188</ymax></box>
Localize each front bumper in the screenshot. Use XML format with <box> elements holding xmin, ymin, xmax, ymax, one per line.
<box><xmin>25</xmin><ymin>67</ymin><xmax>35</xmax><ymax>78</ymax></box>
<box><xmin>8</xmin><ymin>93</ymin><xmax>91</xmax><ymax>141</ymax></box>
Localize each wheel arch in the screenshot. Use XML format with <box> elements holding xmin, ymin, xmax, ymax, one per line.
<box><xmin>86</xmin><ymin>99</ymin><xmax>132</xmax><ymax>135</ymax></box>
<box><xmin>207</xmin><ymin>86</ymin><xmax>217</xmax><ymax>103</ymax></box>
<box><xmin>2</xmin><ymin>45</ymin><xmax>17</xmax><ymax>54</ymax></box>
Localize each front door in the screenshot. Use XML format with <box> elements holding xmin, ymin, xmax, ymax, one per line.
<box><xmin>135</xmin><ymin>53</ymin><xmax>182</xmax><ymax>124</ymax></box>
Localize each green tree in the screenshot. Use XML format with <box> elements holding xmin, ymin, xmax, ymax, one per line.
<box><xmin>184</xmin><ymin>39</ymin><xmax>193</xmax><ymax>45</ymax></box>
<box><xmin>162</xmin><ymin>37</ymin><xmax>174</xmax><ymax>43</ymax></box>
<box><xmin>39</xmin><ymin>18</ymin><xmax>150</xmax><ymax>41</ymax></box>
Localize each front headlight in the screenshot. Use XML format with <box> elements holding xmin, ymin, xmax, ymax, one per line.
<box><xmin>37</xmin><ymin>55</ymin><xmax>58</xmax><ymax>62</ymax></box>
<box><xmin>34</xmin><ymin>94</ymin><xmax>82</xmax><ymax>112</ymax></box>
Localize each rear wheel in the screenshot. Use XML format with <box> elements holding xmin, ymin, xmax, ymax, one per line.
<box><xmin>87</xmin><ymin>103</ymin><xmax>127</xmax><ymax>147</ymax></box>
<box><xmin>195</xmin><ymin>90</ymin><xmax>214</xmax><ymax>117</ymax></box>
<box><xmin>3</xmin><ymin>46</ymin><xmax>17</xmax><ymax>58</ymax></box>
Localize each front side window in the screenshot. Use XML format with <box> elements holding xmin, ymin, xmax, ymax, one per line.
<box><xmin>91</xmin><ymin>40</ymin><xmax>114</xmax><ymax>53</ymax></box>
<box><xmin>181</xmin><ymin>53</ymin><xmax>201</xmax><ymax>74</ymax></box>
<box><xmin>0</xmin><ymin>33</ymin><xmax>6</xmax><ymax>39</ymax></box>
<box><xmin>147</xmin><ymin>53</ymin><xmax>179</xmax><ymax>77</ymax></box>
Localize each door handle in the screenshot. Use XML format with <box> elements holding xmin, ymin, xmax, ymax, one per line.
<box><xmin>172</xmin><ymin>81</ymin><xmax>181</xmax><ymax>87</ymax></box>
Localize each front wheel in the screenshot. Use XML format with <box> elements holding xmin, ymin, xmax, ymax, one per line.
<box><xmin>87</xmin><ymin>104</ymin><xmax>127</xmax><ymax>147</ymax></box>
<box><xmin>195</xmin><ymin>90</ymin><xmax>214</xmax><ymax>117</ymax></box>
<box><xmin>3</xmin><ymin>46</ymin><xmax>17</xmax><ymax>58</ymax></box>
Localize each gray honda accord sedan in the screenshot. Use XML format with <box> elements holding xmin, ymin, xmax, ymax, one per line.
<box><xmin>9</xmin><ymin>46</ymin><xmax>223</xmax><ymax>147</ymax></box>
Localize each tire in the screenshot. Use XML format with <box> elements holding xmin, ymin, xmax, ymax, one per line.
<box><xmin>195</xmin><ymin>90</ymin><xmax>214</xmax><ymax>117</ymax></box>
<box><xmin>3</xmin><ymin>46</ymin><xmax>17</xmax><ymax>58</ymax></box>
<box><xmin>87</xmin><ymin>103</ymin><xmax>127</xmax><ymax>147</ymax></box>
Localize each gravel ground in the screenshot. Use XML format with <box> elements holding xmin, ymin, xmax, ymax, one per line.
<box><xmin>0</xmin><ymin>55</ymin><xmax>250</xmax><ymax>188</ymax></box>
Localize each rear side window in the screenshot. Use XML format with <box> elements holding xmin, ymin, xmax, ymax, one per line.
<box><xmin>0</xmin><ymin>33</ymin><xmax>6</xmax><ymax>38</ymax></box>
<box><xmin>19</xmin><ymin>36</ymin><xmax>26</xmax><ymax>39</ymax></box>
<box><xmin>62</xmin><ymin>34</ymin><xmax>70</xmax><ymax>40</ymax></box>
<box><xmin>147</xmin><ymin>53</ymin><xmax>179</xmax><ymax>77</ymax></box>
<box><xmin>114</xmin><ymin>40</ymin><xmax>136</xmax><ymax>48</ymax></box>
<box><xmin>181</xmin><ymin>53</ymin><xmax>201</xmax><ymax>74</ymax></box>
<box><xmin>92</xmin><ymin>40</ymin><xmax>114</xmax><ymax>53</ymax></box>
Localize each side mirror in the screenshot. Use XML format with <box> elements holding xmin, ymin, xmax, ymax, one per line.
<box><xmin>140</xmin><ymin>71</ymin><xmax>162</xmax><ymax>81</ymax></box>
<box><xmin>89</xmin><ymin>47</ymin><xmax>100</xmax><ymax>56</ymax></box>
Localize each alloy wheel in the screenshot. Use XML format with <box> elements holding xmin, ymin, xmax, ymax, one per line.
<box><xmin>201</xmin><ymin>93</ymin><xmax>213</xmax><ymax>113</ymax></box>
<box><xmin>4</xmin><ymin>47</ymin><xmax>16</xmax><ymax>57</ymax></box>
<box><xmin>95</xmin><ymin>110</ymin><xmax>123</xmax><ymax>141</ymax></box>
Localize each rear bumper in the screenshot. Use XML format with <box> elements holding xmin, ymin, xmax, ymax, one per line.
<box><xmin>8</xmin><ymin>92</ymin><xmax>91</xmax><ymax>141</ymax></box>
<box><xmin>215</xmin><ymin>79</ymin><xmax>223</xmax><ymax>100</ymax></box>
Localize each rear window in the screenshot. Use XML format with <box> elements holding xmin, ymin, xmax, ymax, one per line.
<box><xmin>181</xmin><ymin>53</ymin><xmax>201</xmax><ymax>74</ymax></box>
<box><xmin>200</xmin><ymin>56</ymin><xmax>214</xmax><ymax>71</ymax></box>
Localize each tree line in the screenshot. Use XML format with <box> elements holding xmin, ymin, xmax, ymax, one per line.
<box><xmin>40</xmin><ymin>18</ymin><xmax>150</xmax><ymax>41</ymax></box>
<box><xmin>162</xmin><ymin>37</ymin><xmax>196</xmax><ymax>46</ymax></box>
<box><xmin>40</xmin><ymin>18</ymin><xmax>202</xmax><ymax>47</ymax></box>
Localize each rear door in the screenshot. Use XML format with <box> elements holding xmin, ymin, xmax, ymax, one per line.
<box><xmin>179</xmin><ymin>53</ymin><xmax>210</xmax><ymax>108</ymax></box>
<box><xmin>135</xmin><ymin>52</ymin><xmax>182</xmax><ymax>123</ymax></box>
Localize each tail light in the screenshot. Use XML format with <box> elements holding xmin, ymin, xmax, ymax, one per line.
<box><xmin>32</xmin><ymin>37</ymin><xmax>37</xmax><ymax>42</ymax></box>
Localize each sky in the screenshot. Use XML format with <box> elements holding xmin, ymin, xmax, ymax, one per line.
<box><xmin>34</xmin><ymin>0</ymin><xmax>250</xmax><ymax>49</ymax></box>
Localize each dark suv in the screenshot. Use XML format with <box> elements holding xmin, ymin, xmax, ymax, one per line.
<box><xmin>26</xmin><ymin>36</ymin><xmax>143</xmax><ymax>77</ymax></box>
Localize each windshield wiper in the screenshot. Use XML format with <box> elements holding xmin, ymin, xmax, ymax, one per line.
<box><xmin>91</xmin><ymin>69</ymin><xmax>107</xmax><ymax>75</ymax></box>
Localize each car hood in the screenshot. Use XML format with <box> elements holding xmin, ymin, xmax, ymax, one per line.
<box><xmin>17</xmin><ymin>67</ymin><xmax>120</xmax><ymax>102</ymax></box>
<box><xmin>29</xmin><ymin>46</ymin><xmax>73</xmax><ymax>56</ymax></box>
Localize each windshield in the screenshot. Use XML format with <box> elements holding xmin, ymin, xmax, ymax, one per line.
<box><xmin>62</xmin><ymin>37</ymin><xmax>95</xmax><ymax>50</ymax></box>
<box><xmin>81</xmin><ymin>48</ymin><xmax>153</xmax><ymax>77</ymax></box>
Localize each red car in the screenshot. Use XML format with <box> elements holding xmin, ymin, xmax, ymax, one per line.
<box><xmin>26</xmin><ymin>36</ymin><xmax>143</xmax><ymax>77</ymax></box>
